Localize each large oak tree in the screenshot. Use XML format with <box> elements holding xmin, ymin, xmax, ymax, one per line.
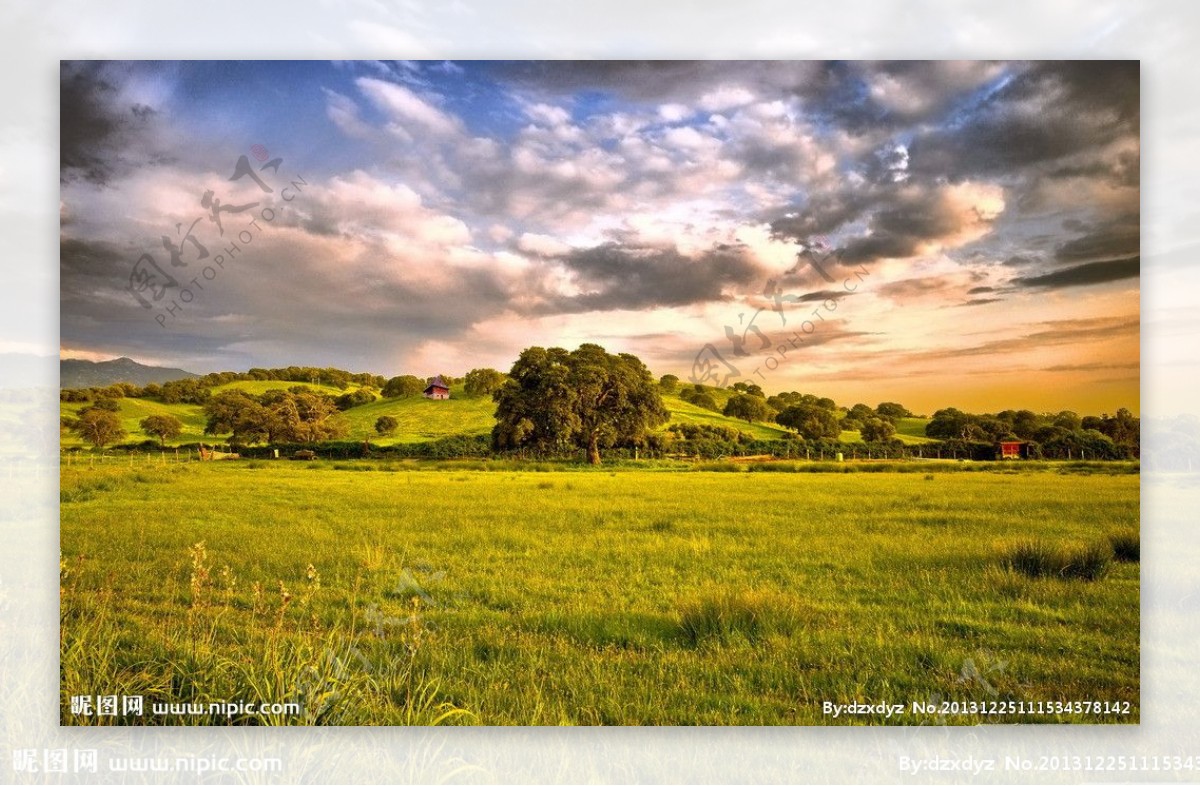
<box><xmin>775</xmin><ymin>402</ymin><xmax>841</xmax><ymax>440</ymax></box>
<box><xmin>723</xmin><ymin>393</ymin><xmax>773</xmax><ymax>424</ymax></box>
<box><xmin>492</xmin><ymin>344</ymin><xmax>668</xmax><ymax>464</ymax></box>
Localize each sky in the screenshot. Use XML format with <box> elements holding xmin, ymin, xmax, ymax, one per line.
<box><xmin>59</xmin><ymin>60</ymin><xmax>1139</xmax><ymax>415</ymax></box>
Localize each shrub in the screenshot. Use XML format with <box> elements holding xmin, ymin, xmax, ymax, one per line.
<box><xmin>375</xmin><ymin>415</ymin><xmax>399</xmax><ymax>436</ymax></box>
<box><xmin>1059</xmin><ymin>541</ymin><xmax>1113</xmax><ymax>581</ymax></box>
<box><xmin>335</xmin><ymin>389</ymin><xmax>376</xmax><ymax>410</ymax></box>
<box><xmin>1001</xmin><ymin>540</ymin><xmax>1113</xmax><ymax>581</ymax></box>
<box><xmin>1002</xmin><ymin>541</ymin><xmax>1059</xmax><ymax>579</ymax></box>
<box><xmin>678</xmin><ymin>589</ymin><xmax>808</xmax><ymax>646</ymax></box>
<box><xmin>1108</xmin><ymin>529</ymin><xmax>1140</xmax><ymax>562</ymax></box>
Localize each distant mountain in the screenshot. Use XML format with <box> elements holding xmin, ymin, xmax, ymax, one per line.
<box><xmin>61</xmin><ymin>357</ymin><xmax>199</xmax><ymax>389</ymax></box>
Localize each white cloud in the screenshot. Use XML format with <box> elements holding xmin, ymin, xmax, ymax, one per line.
<box><xmin>663</xmin><ymin>125</ymin><xmax>714</xmax><ymax>152</ymax></box>
<box><xmin>356</xmin><ymin>77</ymin><xmax>461</xmax><ymax>138</ymax></box>
<box><xmin>525</xmin><ymin>102</ymin><xmax>571</xmax><ymax>126</ymax></box>
<box><xmin>517</xmin><ymin>232</ymin><xmax>572</xmax><ymax>257</ymax></box>
<box><xmin>658</xmin><ymin>103</ymin><xmax>690</xmax><ymax>122</ymax></box>
<box><xmin>487</xmin><ymin>224</ymin><xmax>514</xmax><ymax>244</ymax></box>
<box><xmin>323</xmin><ymin>88</ymin><xmax>376</xmax><ymax>140</ymax></box>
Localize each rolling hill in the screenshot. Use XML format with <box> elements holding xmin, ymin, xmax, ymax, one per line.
<box><xmin>60</xmin><ymin>382</ymin><xmax>932</xmax><ymax>450</ymax></box>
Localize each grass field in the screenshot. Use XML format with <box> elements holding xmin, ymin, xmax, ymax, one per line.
<box><xmin>895</xmin><ymin>417</ymin><xmax>938</xmax><ymax>444</ymax></box>
<box><xmin>209</xmin><ymin>380</ymin><xmax>349</xmax><ymax>397</ymax></box>
<box><xmin>60</xmin><ymin>461</ymin><xmax>1138</xmax><ymax>725</ymax></box>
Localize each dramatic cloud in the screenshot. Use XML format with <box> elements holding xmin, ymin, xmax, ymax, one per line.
<box><xmin>1013</xmin><ymin>256</ymin><xmax>1140</xmax><ymax>290</ymax></box>
<box><xmin>543</xmin><ymin>243</ymin><xmax>766</xmax><ymax>314</ymax></box>
<box><xmin>908</xmin><ymin>61</ymin><xmax>1139</xmax><ymax>182</ymax></box>
<box><xmin>59</xmin><ymin>61</ymin><xmax>1139</xmax><ymax>413</ymax></box>
<box><xmin>1053</xmin><ymin>214</ymin><xmax>1140</xmax><ymax>263</ymax></box>
<box><xmin>60</xmin><ymin>62</ymin><xmax>169</xmax><ymax>185</ymax></box>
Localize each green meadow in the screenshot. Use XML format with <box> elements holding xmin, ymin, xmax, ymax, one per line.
<box><xmin>60</xmin><ymin>461</ymin><xmax>1139</xmax><ymax>725</ymax></box>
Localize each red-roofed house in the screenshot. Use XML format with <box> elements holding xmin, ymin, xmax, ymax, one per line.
<box><xmin>423</xmin><ymin>375</ymin><xmax>450</xmax><ymax>400</ymax></box>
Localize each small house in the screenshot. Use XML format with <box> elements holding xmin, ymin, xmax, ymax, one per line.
<box><xmin>423</xmin><ymin>375</ymin><xmax>450</xmax><ymax>400</ymax></box>
<box><xmin>996</xmin><ymin>440</ymin><xmax>1032</xmax><ymax>460</ymax></box>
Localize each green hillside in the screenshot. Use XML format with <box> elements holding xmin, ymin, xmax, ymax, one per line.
<box><xmin>663</xmin><ymin>396</ymin><xmax>791</xmax><ymax>440</ymax></box>
<box><xmin>61</xmin><ymin>397</ymin><xmax>207</xmax><ymax>448</ymax></box>
<box><xmin>341</xmin><ymin>394</ymin><xmax>497</xmax><ymax>444</ymax></box>
<box><xmin>61</xmin><ymin>383</ymin><xmax>935</xmax><ymax>450</ymax></box>
<box><xmin>894</xmin><ymin>417</ymin><xmax>936</xmax><ymax>444</ymax></box>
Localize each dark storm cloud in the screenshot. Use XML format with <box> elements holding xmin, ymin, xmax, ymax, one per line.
<box><xmin>907</xmin><ymin>61</ymin><xmax>1139</xmax><ymax>182</ymax></box>
<box><xmin>1053</xmin><ymin>214</ymin><xmax>1140</xmax><ymax>263</ymax></box>
<box><xmin>1007</xmin><ymin>61</ymin><xmax>1139</xmax><ymax>125</ymax></box>
<box><xmin>1012</xmin><ymin>255</ymin><xmax>1139</xmax><ymax>290</ymax></box>
<box><xmin>838</xmin><ymin>186</ymin><xmax>966</xmax><ymax>264</ymax></box>
<box><xmin>1045</xmin><ymin>147</ymin><xmax>1139</xmax><ymax>187</ymax></box>
<box><xmin>773</xmin><ymin>181</ymin><xmax>993</xmax><ymax>267</ymax></box>
<box><xmin>60</xmin><ymin>237</ymin><xmax>129</xmax><ymax>286</ymax></box>
<box><xmin>59</xmin><ymin>235</ymin><xmax>260</xmax><ymax>366</ymax></box>
<box><xmin>60</xmin><ymin>62</ymin><xmax>167</xmax><ymax>186</ymax></box>
<box><xmin>769</xmin><ymin>187</ymin><xmax>881</xmax><ymax>243</ymax></box>
<box><xmin>542</xmin><ymin>243</ymin><xmax>765</xmax><ymax>314</ymax></box>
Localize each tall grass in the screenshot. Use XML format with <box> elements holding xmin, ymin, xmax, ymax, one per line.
<box><xmin>60</xmin><ymin>540</ymin><xmax>473</xmax><ymax>726</ymax></box>
<box><xmin>61</xmin><ymin>463</ymin><xmax>1140</xmax><ymax>724</ymax></box>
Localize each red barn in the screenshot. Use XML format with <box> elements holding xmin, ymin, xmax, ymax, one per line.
<box><xmin>423</xmin><ymin>375</ymin><xmax>450</xmax><ymax>400</ymax></box>
<box><xmin>997</xmin><ymin>440</ymin><xmax>1030</xmax><ymax>459</ymax></box>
